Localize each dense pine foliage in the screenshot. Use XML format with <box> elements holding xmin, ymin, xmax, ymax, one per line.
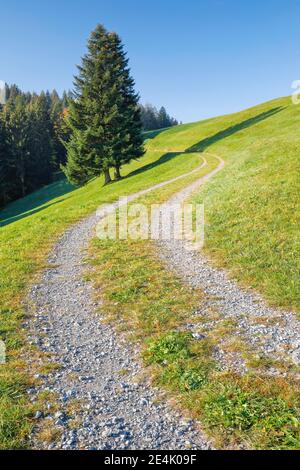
<box><xmin>0</xmin><ymin>24</ymin><xmax>178</xmax><ymax>206</ymax></box>
<box><xmin>140</xmin><ymin>104</ymin><xmax>179</xmax><ymax>130</ymax></box>
<box><xmin>62</xmin><ymin>24</ymin><xmax>144</xmax><ymax>186</ymax></box>
<box><xmin>0</xmin><ymin>84</ymin><xmax>69</xmax><ymax>207</ymax></box>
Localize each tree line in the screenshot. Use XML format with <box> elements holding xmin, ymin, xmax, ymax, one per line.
<box><xmin>0</xmin><ymin>24</ymin><xmax>179</xmax><ymax>207</ymax></box>
<box><xmin>0</xmin><ymin>85</ymin><xmax>70</xmax><ymax>207</ymax></box>
<box><xmin>139</xmin><ymin>103</ymin><xmax>179</xmax><ymax>130</ymax></box>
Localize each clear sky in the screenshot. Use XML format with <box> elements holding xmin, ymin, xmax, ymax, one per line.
<box><xmin>1</xmin><ymin>0</ymin><xmax>299</xmax><ymax>122</ymax></box>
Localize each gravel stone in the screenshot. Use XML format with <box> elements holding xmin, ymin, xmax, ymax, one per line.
<box><xmin>26</xmin><ymin>162</ymin><xmax>212</xmax><ymax>450</ymax></box>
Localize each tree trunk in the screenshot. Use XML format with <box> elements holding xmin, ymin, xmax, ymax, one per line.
<box><xmin>104</xmin><ymin>168</ymin><xmax>112</xmax><ymax>185</ymax></box>
<box><xmin>114</xmin><ymin>166</ymin><xmax>121</xmax><ymax>180</ymax></box>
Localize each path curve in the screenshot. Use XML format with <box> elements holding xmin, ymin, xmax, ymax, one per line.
<box><xmin>27</xmin><ymin>153</ymin><xmax>220</xmax><ymax>450</ymax></box>
<box><xmin>158</xmin><ymin>154</ymin><xmax>300</xmax><ymax>373</ymax></box>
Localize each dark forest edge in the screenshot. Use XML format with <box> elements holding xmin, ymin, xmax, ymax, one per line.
<box><xmin>140</xmin><ymin>103</ymin><xmax>179</xmax><ymax>131</ymax></box>
<box><xmin>0</xmin><ymin>85</ymin><xmax>70</xmax><ymax>208</ymax></box>
<box><xmin>0</xmin><ymin>87</ymin><xmax>178</xmax><ymax>209</ymax></box>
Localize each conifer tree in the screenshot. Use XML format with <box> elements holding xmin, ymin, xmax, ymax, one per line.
<box><xmin>3</xmin><ymin>95</ymin><xmax>31</xmax><ymax>197</ymax></box>
<box><xmin>107</xmin><ymin>32</ymin><xmax>144</xmax><ymax>180</ymax></box>
<box><xmin>158</xmin><ymin>106</ymin><xmax>169</xmax><ymax>129</ymax></box>
<box><xmin>27</xmin><ymin>93</ymin><xmax>54</xmax><ymax>189</ymax></box>
<box><xmin>0</xmin><ymin>84</ymin><xmax>69</xmax><ymax>207</ymax></box>
<box><xmin>139</xmin><ymin>103</ymin><xmax>178</xmax><ymax>131</ymax></box>
<box><xmin>62</xmin><ymin>24</ymin><xmax>144</xmax><ymax>185</ymax></box>
<box><xmin>48</xmin><ymin>90</ymin><xmax>68</xmax><ymax>170</ymax></box>
<box><xmin>0</xmin><ymin>117</ymin><xmax>11</xmax><ymax>206</ymax></box>
<box><xmin>139</xmin><ymin>104</ymin><xmax>158</xmax><ymax>130</ymax></box>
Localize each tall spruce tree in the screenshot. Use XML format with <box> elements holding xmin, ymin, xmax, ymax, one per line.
<box><xmin>62</xmin><ymin>24</ymin><xmax>144</xmax><ymax>186</ymax></box>
<box><xmin>49</xmin><ymin>90</ymin><xmax>64</xmax><ymax>170</ymax></box>
<box><xmin>3</xmin><ymin>95</ymin><xmax>31</xmax><ymax>197</ymax></box>
<box><xmin>0</xmin><ymin>116</ymin><xmax>11</xmax><ymax>206</ymax></box>
<box><xmin>157</xmin><ymin>106</ymin><xmax>169</xmax><ymax>129</ymax></box>
<box><xmin>108</xmin><ymin>32</ymin><xmax>144</xmax><ymax>180</ymax></box>
<box><xmin>26</xmin><ymin>93</ymin><xmax>54</xmax><ymax>190</ymax></box>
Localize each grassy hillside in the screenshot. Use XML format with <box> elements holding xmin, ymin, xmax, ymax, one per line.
<box><xmin>0</xmin><ymin>95</ymin><xmax>299</xmax><ymax>448</ymax></box>
<box><xmin>190</xmin><ymin>97</ymin><xmax>300</xmax><ymax>311</ymax></box>
<box><xmin>88</xmin><ymin>97</ymin><xmax>300</xmax><ymax>449</ymax></box>
<box><xmin>146</xmin><ymin>96</ymin><xmax>299</xmax><ymax>311</ymax></box>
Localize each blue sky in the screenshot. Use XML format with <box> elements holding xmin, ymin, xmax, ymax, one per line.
<box><xmin>1</xmin><ymin>0</ymin><xmax>299</xmax><ymax>122</ymax></box>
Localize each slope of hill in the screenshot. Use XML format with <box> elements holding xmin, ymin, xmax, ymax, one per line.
<box><xmin>0</xmin><ymin>96</ymin><xmax>299</xmax><ymax>449</ymax></box>
<box><xmin>190</xmin><ymin>97</ymin><xmax>299</xmax><ymax>311</ymax></box>
<box><xmin>143</xmin><ymin>95</ymin><xmax>299</xmax><ymax>310</ymax></box>
<box><xmin>88</xmin><ymin>96</ymin><xmax>300</xmax><ymax>450</ymax></box>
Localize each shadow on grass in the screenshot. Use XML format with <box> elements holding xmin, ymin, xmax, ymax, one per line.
<box><xmin>0</xmin><ymin>179</ymin><xmax>75</xmax><ymax>228</ymax></box>
<box><xmin>127</xmin><ymin>152</ymin><xmax>183</xmax><ymax>179</ymax></box>
<box><xmin>187</xmin><ymin>107</ymin><xmax>285</xmax><ymax>152</ymax></box>
<box><xmin>143</xmin><ymin>127</ymin><xmax>173</xmax><ymax>141</ymax></box>
<box><xmin>0</xmin><ymin>200</ymin><xmax>69</xmax><ymax>227</ymax></box>
<box><xmin>0</xmin><ymin>107</ymin><xmax>285</xmax><ymax>227</ymax></box>
<box><xmin>128</xmin><ymin>107</ymin><xmax>285</xmax><ymax>181</ymax></box>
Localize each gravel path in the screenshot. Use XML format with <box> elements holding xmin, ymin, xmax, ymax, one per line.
<box><xmin>26</xmin><ymin>156</ymin><xmax>212</xmax><ymax>450</ymax></box>
<box><xmin>158</xmin><ymin>156</ymin><xmax>300</xmax><ymax>374</ymax></box>
<box><xmin>27</xmin><ymin>150</ymin><xmax>299</xmax><ymax>450</ymax></box>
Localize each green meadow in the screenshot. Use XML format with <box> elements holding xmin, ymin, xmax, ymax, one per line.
<box><xmin>0</xmin><ymin>96</ymin><xmax>299</xmax><ymax>448</ymax></box>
